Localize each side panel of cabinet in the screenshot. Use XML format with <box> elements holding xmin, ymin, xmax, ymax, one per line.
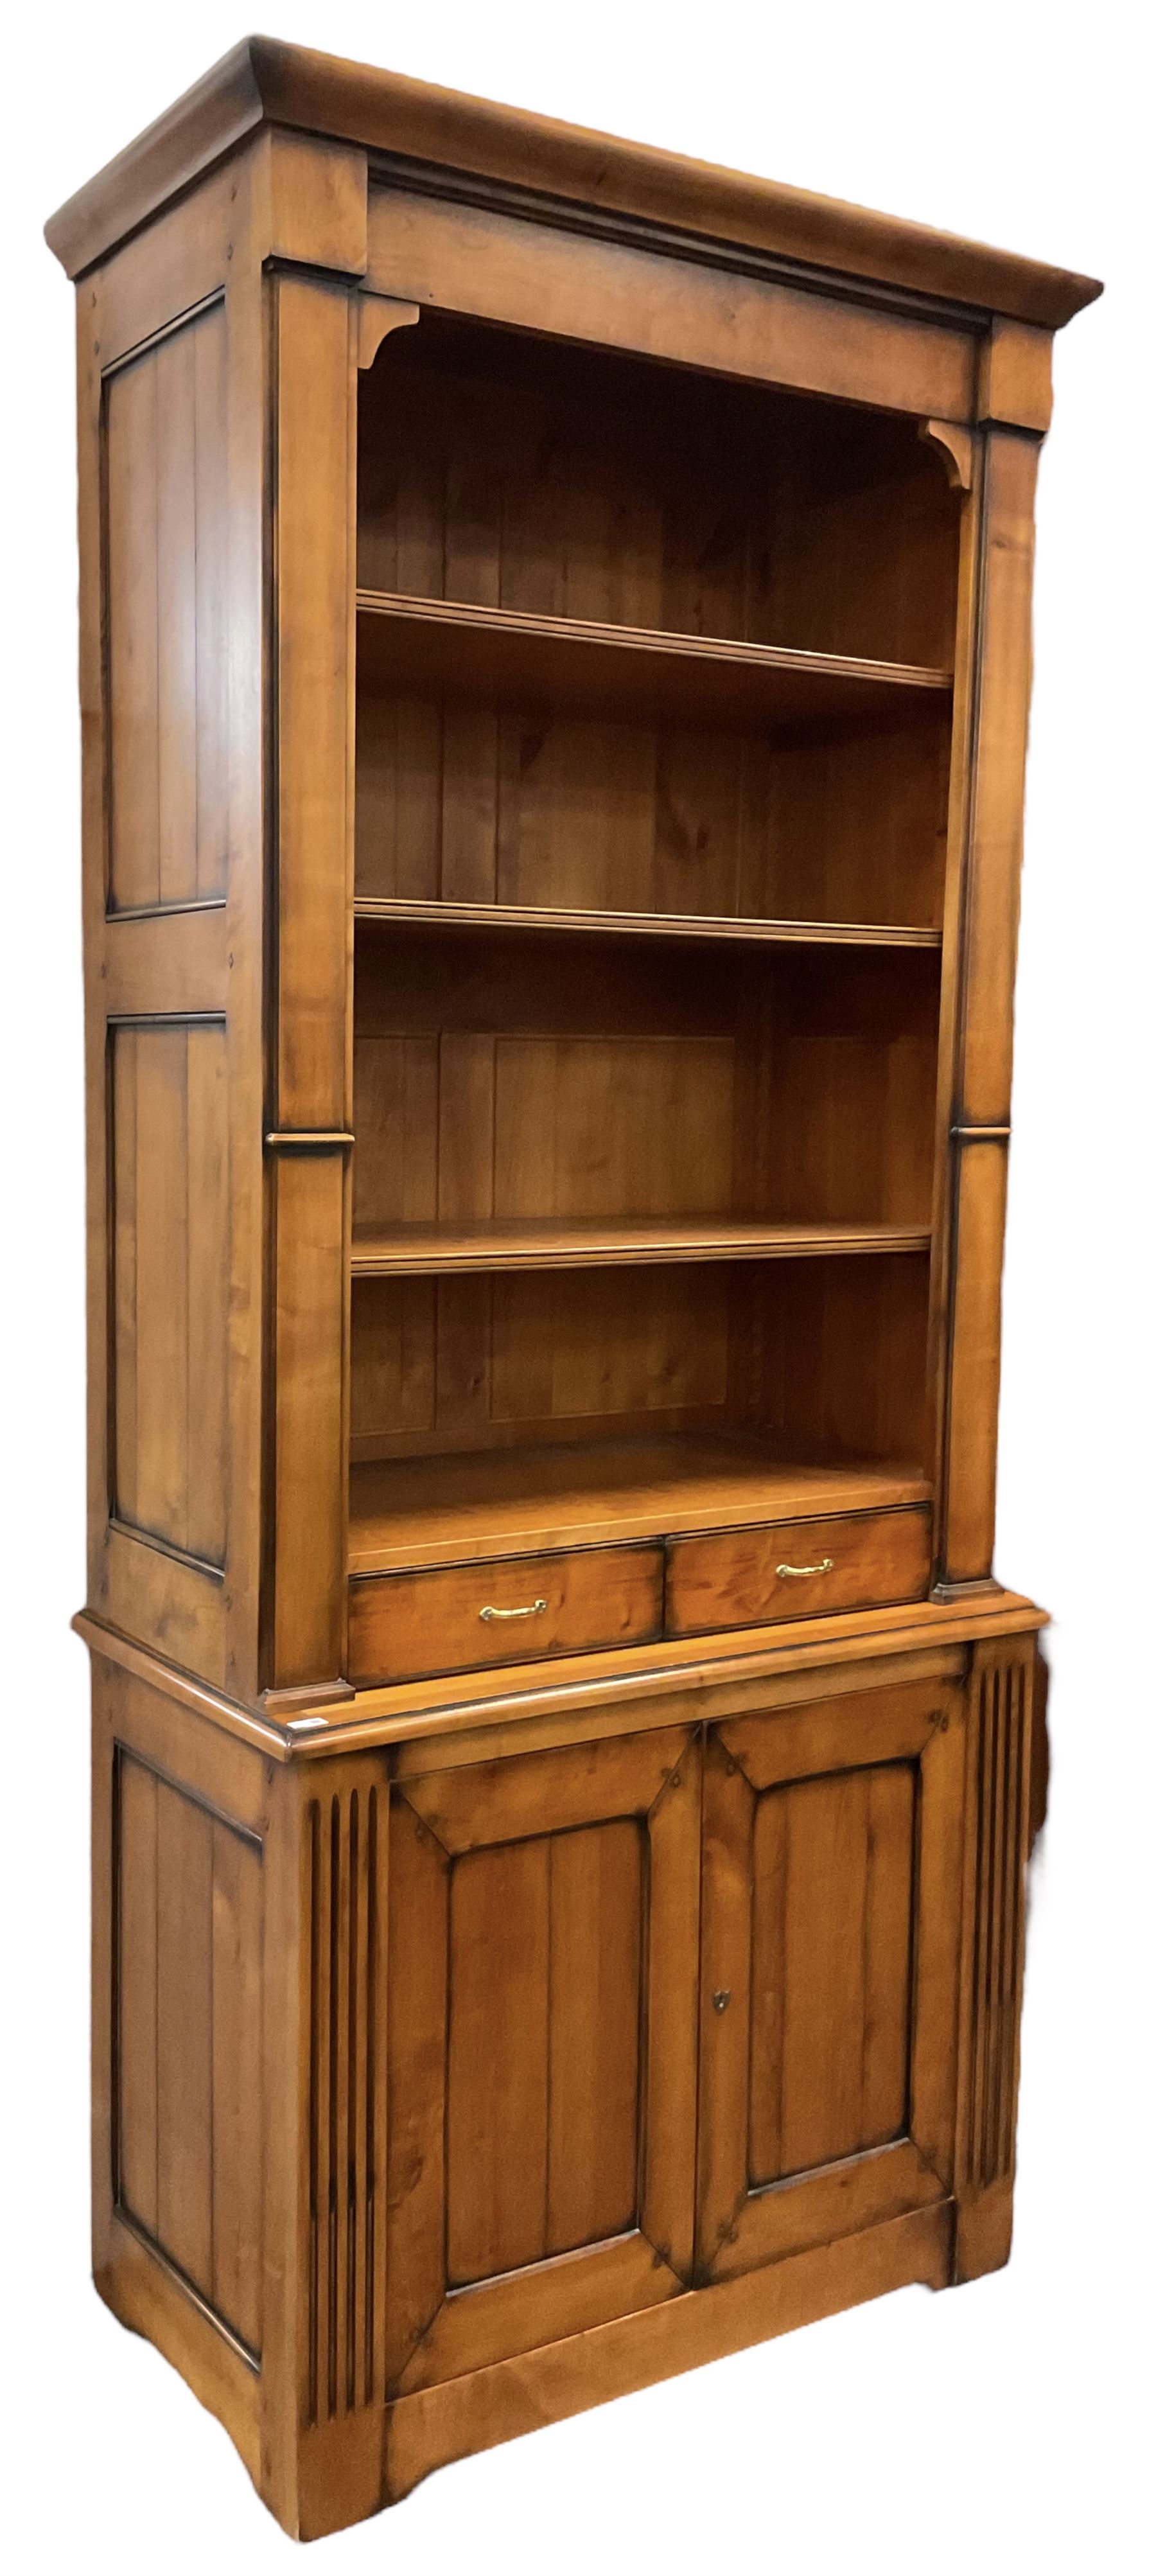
<box><xmin>385</xmin><ymin>1725</ymin><xmax>702</xmax><ymax>2391</ymax></box>
<box><xmin>77</xmin><ymin>140</ymin><xmax>371</xmax><ymax>1705</ymax></box>
<box><xmin>91</xmin><ymin>1654</ymin><xmax>272</xmax><ymax>2487</ymax></box>
<box><xmin>82</xmin><ymin>257</ymin><xmax>232</xmax><ymax>1682</ymax></box>
<box><xmin>77</xmin><ymin>155</ymin><xmax>273</xmax><ymax>1700</ymax></box>
<box><xmin>696</xmin><ymin>1676</ymin><xmax>965</xmax><ymax>2280</ymax></box>
<box><xmin>113</xmin><ymin>1738</ymin><xmax>265</xmax><ymax>2349</ymax></box>
<box><xmin>90</xmin><ymin>1646</ymin><xmax>395</xmax><ymax>2543</ymax></box>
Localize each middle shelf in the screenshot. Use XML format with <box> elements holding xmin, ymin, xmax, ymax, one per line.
<box><xmin>350</xmin><ymin>1216</ymin><xmax>933</xmax><ymax>1276</ymax></box>
<box><xmin>356</xmin><ymin>589</ymin><xmax>954</xmax><ymax>733</ymax></box>
<box><xmin>354</xmin><ymin>898</ymin><xmax>943</xmax><ymax>951</ymax></box>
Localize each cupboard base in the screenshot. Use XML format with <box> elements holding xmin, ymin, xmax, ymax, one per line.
<box><xmin>89</xmin><ymin>1612</ymin><xmax>1041</xmax><ymax>2540</ymax></box>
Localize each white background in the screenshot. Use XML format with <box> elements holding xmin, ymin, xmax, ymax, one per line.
<box><xmin>2</xmin><ymin>3</ymin><xmax>1152</xmax><ymax>2566</ymax></box>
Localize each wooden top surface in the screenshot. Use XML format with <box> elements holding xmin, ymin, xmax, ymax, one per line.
<box><xmin>74</xmin><ymin>1587</ymin><xmax>1048</xmax><ymax>1763</ymax></box>
<box><xmin>45</xmin><ymin>34</ymin><xmax>1101</xmax><ymax>325</ymax></box>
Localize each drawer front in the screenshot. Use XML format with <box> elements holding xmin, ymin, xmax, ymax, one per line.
<box><xmin>349</xmin><ymin>1542</ymin><xmax>664</xmax><ymax>1684</ymax></box>
<box><xmin>665</xmin><ymin>1506</ymin><xmax>931</xmax><ymax>1636</ymax></box>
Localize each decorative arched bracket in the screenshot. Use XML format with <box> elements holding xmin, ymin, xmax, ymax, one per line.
<box><xmin>358</xmin><ymin>292</ymin><xmax>421</xmax><ymax>371</ymax></box>
<box><xmin>920</xmin><ymin>418</ymin><xmax>976</xmax><ymax>492</ymax></box>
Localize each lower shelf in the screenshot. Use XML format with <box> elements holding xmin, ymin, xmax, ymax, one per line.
<box><xmin>348</xmin><ymin>1432</ymin><xmax>930</xmax><ymax>1574</ymax></box>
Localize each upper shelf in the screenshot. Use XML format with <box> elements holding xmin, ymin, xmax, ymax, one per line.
<box><xmin>353</xmin><ymin>897</ymin><xmax>942</xmax><ymax>951</ymax></box>
<box><xmin>355</xmin><ymin>592</ymin><xmax>953</xmax><ymax>734</ymax></box>
<box><xmin>351</xmin><ymin>1216</ymin><xmax>933</xmax><ymax>1277</ymax></box>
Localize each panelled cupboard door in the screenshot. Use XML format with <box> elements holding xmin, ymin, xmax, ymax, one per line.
<box><xmin>696</xmin><ymin>1679</ymin><xmax>965</xmax><ymax>2282</ymax></box>
<box><xmin>386</xmin><ymin>1724</ymin><xmax>701</xmax><ymax>2392</ymax></box>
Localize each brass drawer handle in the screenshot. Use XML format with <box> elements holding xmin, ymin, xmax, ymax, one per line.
<box><xmin>775</xmin><ymin>1556</ymin><xmax>835</xmax><ymax>1580</ymax></box>
<box><xmin>479</xmin><ymin>1596</ymin><xmax>548</xmax><ymax>1623</ymax></box>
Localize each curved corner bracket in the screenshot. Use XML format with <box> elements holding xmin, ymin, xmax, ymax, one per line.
<box><xmin>358</xmin><ymin>293</ymin><xmax>421</xmax><ymax>371</ymax></box>
<box><xmin>919</xmin><ymin>419</ymin><xmax>975</xmax><ymax>493</ymax></box>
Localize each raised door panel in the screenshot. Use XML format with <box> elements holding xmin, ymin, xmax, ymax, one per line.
<box><xmin>696</xmin><ymin>1678</ymin><xmax>965</xmax><ymax>2282</ymax></box>
<box><xmin>446</xmin><ymin>1820</ymin><xmax>643</xmax><ymax>2279</ymax></box>
<box><xmin>748</xmin><ymin>1764</ymin><xmax>913</xmax><ymax>2180</ymax></box>
<box><xmin>386</xmin><ymin>1725</ymin><xmax>701</xmax><ymax>2392</ymax></box>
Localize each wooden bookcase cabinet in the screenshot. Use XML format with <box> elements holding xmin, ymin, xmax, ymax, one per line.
<box><xmin>47</xmin><ymin>39</ymin><xmax>1098</xmax><ymax>2541</ymax></box>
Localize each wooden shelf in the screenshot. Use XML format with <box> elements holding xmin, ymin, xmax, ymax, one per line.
<box><xmin>355</xmin><ymin>591</ymin><xmax>953</xmax><ymax>733</ymax></box>
<box><xmin>351</xmin><ymin>1217</ymin><xmax>933</xmax><ymax>1277</ymax></box>
<box><xmin>353</xmin><ymin>897</ymin><xmax>943</xmax><ymax>951</ymax></box>
<box><xmin>349</xmin><ymin>1434</ymin><xmax>931</xmax><ymax>1573</ymax></box>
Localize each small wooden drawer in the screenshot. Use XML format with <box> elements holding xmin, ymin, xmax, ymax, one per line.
<box><xmin>665</xmin><ymin>1505</ymin><xmax>931</xmax><ymax>1637</ymax></box>
<box><xmin>349</xmin><ymin>1542</ymin><xmax>664</xmax><ymax>1684</ymax></box>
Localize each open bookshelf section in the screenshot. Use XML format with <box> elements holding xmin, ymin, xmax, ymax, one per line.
<box><xmin>355</xmin><ymin>312</ymin><xmax>956</xmax><ymax>940</ymax></box>
<box><xmin>351</xmin><ymin>308</ymin><xmax>957</xmax><ymax>1632</ymax></box>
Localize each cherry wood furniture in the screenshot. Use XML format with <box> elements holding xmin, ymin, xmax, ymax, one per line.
<box><xmin>47</xmin><ymin>39</ymin><xmax>1099</xmax><ymax>2539</ymax></box>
